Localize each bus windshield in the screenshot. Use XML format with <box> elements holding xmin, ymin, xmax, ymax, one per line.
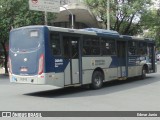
<box><xmin>10</xmin><ymin>29</ymin><xmax>42</xmax><ymax>51</ymax></box>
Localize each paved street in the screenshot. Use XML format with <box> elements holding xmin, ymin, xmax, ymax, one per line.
<box><xmin>0</xmin><ymin>65</ymin><xmax>160</xmax><ymax>120</ymax></box>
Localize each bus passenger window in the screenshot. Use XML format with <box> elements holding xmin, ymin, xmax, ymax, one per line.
<box><xmin>63</xmin><ymin>39</ymin><xmax>70</xmax><ymax>58</ymax></box>
<box><xmin>128</xmin><ymin>41</ymin><xmax>137</xmax><ymax>55</ymax></box>
<box><xmin>101</xmin><ymin>39</ymin><xmax>116</xmax><ymax>55</ymax></box>
<box><xmin>83</xmin><ymin>36</ymin><xmax>100</xmax><ymax>56</ymax></box>
<box><xmin>138</xmin><ymin>42</ymin><xmax>147</xmax><ymax>55</ymax></box>
<box><xmin>71</xmin><ymin>40</ymin><xmax>79</xmax><ymax>59</ymax></box>
<box><xmin>50</xmin><ymin>32</ymin><xmax>61</xmax><ymax>55</ymax></box>
<box><xmin>83</xmin><ymin>47</ymin><xmax>91</xmax><ymax>55</ymax></box>
<box><xmin>83</xmin><ymin>48</ymin><xmax>86</xmax><ymax>55</ymax></box>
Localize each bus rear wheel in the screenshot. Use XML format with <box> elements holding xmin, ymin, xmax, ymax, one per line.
<box><xmin>90</xmin><ymin>71</ymin><xmax>103</xmax><ymax>89</ymax></box>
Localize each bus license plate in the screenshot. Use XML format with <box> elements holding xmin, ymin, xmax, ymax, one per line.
<box><xmin>20</xmin><ymin>78</ymin><xmax>28</xmax><ymax>82</ymax></box>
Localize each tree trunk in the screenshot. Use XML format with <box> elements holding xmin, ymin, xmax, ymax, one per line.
<box><xmin>123</xmin><ymin>14</ymin><xmax>135</xmax><ymax>34</ymax></box>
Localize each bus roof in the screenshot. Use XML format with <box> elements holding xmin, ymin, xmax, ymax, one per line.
<box><xmin>81</xmin><ymin>28</ymin><xmax>119</xmax><ymax>36</ymax></box>
<box><xmin>48</xmin><ymin>26</ymin><xmax>97</xmax><ymax>35</ymax></box>
<box><xmin>49</xmin><ymin>26</ymin><xmax>120</xmax><ymax>38</ymax></box>
<box><xmin>122</xmin><ymin>35</ymin><xmax>154</xmax><ymax>42</ymax></box>
<box><xmin>11</xmin><ymin>25</ymin><xmax>155</xmax><ymax>42</ymax></box>
<box><xmin>10</xmin><ymin>25</ymin><xmax>46</xmax><ymax>32</ymax></box>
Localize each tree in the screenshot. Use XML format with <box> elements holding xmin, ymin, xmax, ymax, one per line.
<box><xmin>140</xmin><ymin>9</ymin><xmax>160</xmax><ymax>49</ymax></box>
<box><xmin>0</xmin><ymin>0</ymin><xmax>56</xmax><ymax>73</ymax></box>
<box><xmin>85</xmin><ymin>0</ymin><xmax>152</xmax><ymax>35</ymax></box>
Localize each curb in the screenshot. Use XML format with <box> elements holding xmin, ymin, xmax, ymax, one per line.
<box><xmin>0</xmin><ymin>74</ymin><xmax>9</xmax><ymax>78</ymax></box>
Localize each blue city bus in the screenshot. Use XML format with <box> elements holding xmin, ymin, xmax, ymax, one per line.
<box><xmin>9</xmin><ymin>25</ymin><xmax>156</xmax><ymax>89</ymax></box>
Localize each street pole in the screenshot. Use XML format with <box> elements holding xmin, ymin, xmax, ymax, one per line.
<box><xmin>107</xmin><ymin>0</ymin><xmax>110</xmax><ymax>30</ymax></box>
<box><xmin>62</xmin><ymin>6</ymin><xmax>74</xmax><ymax>29</ymax></box>
<box><xmin>44</xmin><ymin>11</ymin><xmax>48</xmax><ymax>25</ymax></box>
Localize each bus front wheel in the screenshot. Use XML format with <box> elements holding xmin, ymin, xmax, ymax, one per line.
<box><xmin>90</xmin><ymin>71</ymin><xmax>103</xmax><ymax>89</ymax></box>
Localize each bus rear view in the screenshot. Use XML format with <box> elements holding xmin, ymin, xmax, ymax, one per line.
<box><xmin>9</xmin><ymin>25</ymin><xmax>157</xmax><ymax>89</ymax></box>
<box><xmin>9</xmin><ymin>26</ymin><xmax>46</xmax><ymax>84</ymax></box>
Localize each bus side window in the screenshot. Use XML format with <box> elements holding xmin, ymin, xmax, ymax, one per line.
<box><xmin>83</xmin><ymin>48</ymin><xmax>86</xmax><ymax>55</ymax></box>
<box><xmin>71</xmin><ymin>40</ymin><xmax>79</xmax><ymax>59</ymax></box>
<box><xmin>128</xmin><ymin>41</ymin><xmax>137</xmax><ymax>55</ymax></box>
<box><xmin>50</xmin><ymin>32</ymin><xmax>61</xmax><ymax>55</ymax></box>
<box><xmin>63</xmin><ymin>38</ymin><xmax>70</xmax><ymax>58</ymax></box>
<box><xmin>101</xmin><ymin>39</ymin><xmax>116</xmax><ymax>55</ymax></box>
<box><xmin>83</xmin><ymin>36</ymin><xmax>100</xmax><ymax>56</ymax></box>
<box><xmin>138</xmin><ymin>42</ymin><xmax>147</xmax><ymax>56</ymax></box>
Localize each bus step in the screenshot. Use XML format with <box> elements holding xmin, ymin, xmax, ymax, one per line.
<box><xmin>118</xmin><ymin>77</ymin><xmax>127</xmax><ymax>80</ymax></box>
<box><xmin>65</xmin><ymin>84</ymin><xmax>81</xmax><ymax>87</ymax></box>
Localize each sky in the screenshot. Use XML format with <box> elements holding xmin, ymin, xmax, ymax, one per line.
<box><xmin>152</xmin><ymin>0</ymin><xmax>160</xmax><ymax>9</ymax></box>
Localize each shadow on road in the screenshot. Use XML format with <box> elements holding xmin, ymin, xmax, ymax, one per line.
<box><xmin>24</xmin><ymin>75</ymin><xmax>159</xmax><ymax>98</ymax></box>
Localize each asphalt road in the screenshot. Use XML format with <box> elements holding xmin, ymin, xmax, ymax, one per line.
<box><xmin>0</xmin><ymin>64</ymin><xmax>160</xmax><ymax>120</ymax></box>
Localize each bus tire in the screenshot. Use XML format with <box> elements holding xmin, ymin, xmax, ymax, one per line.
<box><xmin>90</xmin><ymin>71</ymin><xmax>103</xmax><ymax>89</ymax></box>
<box><xmin>141</xmin><ymin>66</ymin><xmax>147</xmax><ymax>79</ymax></box>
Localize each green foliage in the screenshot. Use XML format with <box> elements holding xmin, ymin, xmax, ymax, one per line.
<box><xmin>0</xmin><ymin>0</ymin><xmax>56</xmax><ymax>73</ymax></box>
<box><xmin>0</xmin><ymin>0</ymin><xmax>56</xmax><ymax>29</ymax></box>
<box><xmin>141</xmin><ymin>9</ymin><xmax>160</xmax><ymax>48</ymax></box>
<box><xmin>85</xmin><ymin>0</ymin><xmax>152</xmax><ymax>35</ymax></box>
<box><xmin>85</xmin><ymin>0</ymin><xmax>160</xmax><ymax>48</ymax></box>
<box><xmin>0</xmin><ymin>0</ymin><xmax>55</xmax><ymax>45</ymax></box>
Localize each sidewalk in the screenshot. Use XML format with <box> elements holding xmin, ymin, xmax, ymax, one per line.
<box><xmin>0</xmin><ymin>68</ymin><xmax>9</xmax><ymax>79</ymax></box>
<box><xmin>0</xmin><ymin>67</ymin><xmax>5</xmax><ymax>73</ymax></box>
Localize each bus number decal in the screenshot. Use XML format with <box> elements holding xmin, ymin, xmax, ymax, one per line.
<box><xmin>55</xmin><ymin>59</ymin><xmax>63</xmax><ymax>68</ymax></box>
<box><xmin>91</xmin><ymin>59</ymin><xmax>105</xmax><ymax>66</ymax></box>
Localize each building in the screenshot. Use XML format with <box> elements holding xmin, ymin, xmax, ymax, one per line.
<box><xmin>53</xmin><ymin>0</ymin><xmax>99</xmax><ymax>29</ymax></box>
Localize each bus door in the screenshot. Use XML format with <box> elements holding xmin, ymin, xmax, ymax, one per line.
<box><xmin>63</xmin><ymin>36</ymin><xmax>80</xmax><ymax>85</ymax></box>
<box><xmin>117</xmin><ymin>41</ymin><xmax>128</xmax><ymax>78</ymax></box>
<box><xmin>148</xmin><ymin>43</ymin><xmax>156</xmax><ymax>72</ymax></box>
